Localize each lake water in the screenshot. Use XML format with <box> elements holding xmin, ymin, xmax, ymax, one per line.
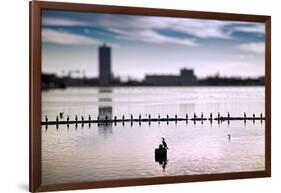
<box><xmin>42</xmin><ymin>86</ymin><xmax>265</xmax><ymax>185</ymax></box>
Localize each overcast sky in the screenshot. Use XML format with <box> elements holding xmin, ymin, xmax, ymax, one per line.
<box><xmin>41</xmin><ymin>9</ymin><xmax>265</xmax><ymax>80</ymax></box>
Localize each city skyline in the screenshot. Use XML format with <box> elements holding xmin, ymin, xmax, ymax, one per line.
<box><xmin>42</xmin><ymin>10</ymin><xmax>265</xmax><ymax>80</ymax></box>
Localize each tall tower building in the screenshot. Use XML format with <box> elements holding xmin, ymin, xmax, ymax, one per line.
<box><xmin>99</xmin><ymin>44</ymin><xmax>111</xmax><ymax>85</ymax></box>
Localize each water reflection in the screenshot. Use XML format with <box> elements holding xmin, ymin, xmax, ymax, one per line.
<box><xmin>42</xmin><ymin>87</ymin><xmax>265</xmax><ymax>184</ymax></box>
<box><xmin>98</xmin><ymin>88</ymin><xmax>113</xmax><ymax>136</ymax></box>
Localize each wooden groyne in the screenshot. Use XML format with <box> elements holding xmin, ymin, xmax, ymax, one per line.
<box><xmin>41</xmin><ymin>113</ymin><xmax>265</xmax><ymax>126</ymax></box>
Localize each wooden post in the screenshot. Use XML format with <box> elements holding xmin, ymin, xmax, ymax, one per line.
<box><xmin>45</xmin><ymin>115</ymin><xmax>48</xmax><ymax>125</ymax></box>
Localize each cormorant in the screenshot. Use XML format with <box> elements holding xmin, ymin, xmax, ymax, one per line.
<box><xmin>162</xmin><ymin>138</ymin><xmax>168</xmax><ymax>149</ymax></box>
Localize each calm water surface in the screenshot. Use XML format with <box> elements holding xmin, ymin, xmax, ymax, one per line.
<box><xmin>42</xmin><ymin>86</ymin><xmax>265</xmax><ymax>185</ymax></box>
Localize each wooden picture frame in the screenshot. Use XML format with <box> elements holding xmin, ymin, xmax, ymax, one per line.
<box><xmin>30</xmin><ymin>1</ymin><xmax>271</xmax><ymax>192</ymax></box>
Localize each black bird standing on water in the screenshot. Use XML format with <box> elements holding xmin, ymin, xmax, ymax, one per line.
<box><xmin>162</xmin><ymin>138</ymin><xmax>168</xmax><ymax>149</ymax></box>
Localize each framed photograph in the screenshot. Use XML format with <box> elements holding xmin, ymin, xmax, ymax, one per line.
<box><xmin>30</xmin><ymin>1</ymin><xmax>271</xmax><ymax>192</ymax></box>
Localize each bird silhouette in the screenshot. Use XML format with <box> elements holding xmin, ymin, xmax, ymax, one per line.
<box><xmin>228</xmin><ymin>134</ymin><xmax>231</xmax><ymax>141</ymax></box>
<box><xmin>162</xmin><ymin>138</ymin><xmax>168</xmax><ymax>149</ymax></box>
<box><xmin>59</xmin><ymin>112</ymin><xmax>64</xmax><ymax>119</ymax></box>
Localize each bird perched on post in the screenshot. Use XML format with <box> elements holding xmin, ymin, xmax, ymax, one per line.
<box><xmin>162</xmin><ymin>138</ymin><xmax>168</xmax><ymax>149</ymax></box>
<box><xmin>59</xmin><ymin>112</ymin><xmax>64</xmax><ymax>119</ymax></box>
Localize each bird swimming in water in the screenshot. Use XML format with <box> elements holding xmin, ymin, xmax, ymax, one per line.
<box><xmin>162</xmin><ymin>138</ymin><xmax>168</xmax><ymax>149</ymax></box>
<box><xmin>228</xmin><ymin>134</ymin><xmax>231</xmax><ymax>141</ymax></box>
